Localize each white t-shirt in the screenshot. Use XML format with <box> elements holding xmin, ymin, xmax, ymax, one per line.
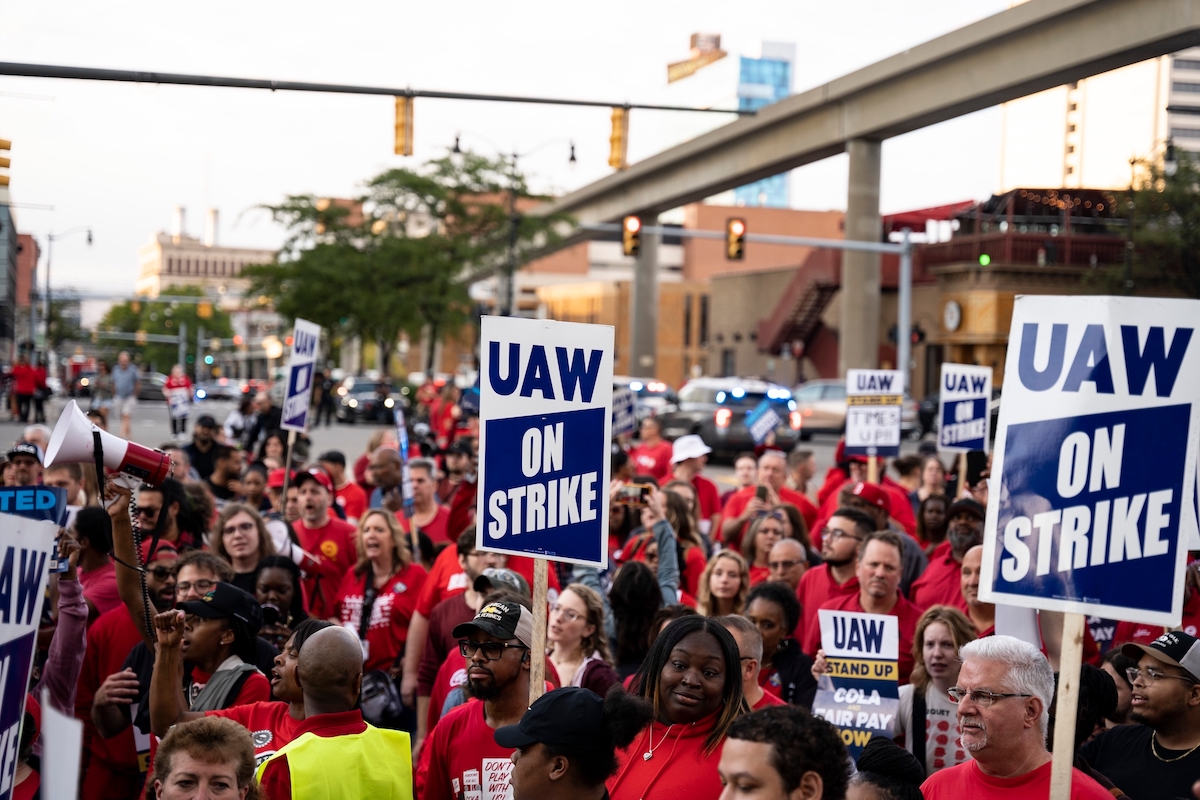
<box><xmin>895</xmin><ymin>682</ymin><xmax>971</xmax><ymax>776</ymax></box>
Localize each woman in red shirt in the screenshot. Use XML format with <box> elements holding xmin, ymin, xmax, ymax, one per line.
<box><xmin>609</xmin><ymin>615</ymin><xmax>747</xmax><ymax>800</ymax></box>
<box><xmin>741</xmin><ymin>513</ymin><xmax>784</xmax><ymax>586</ymax></box>
<box><xmin>9</xmin><ymin>354</ymin><xmax>36</xmax><ymax>424</ymax></box>
<box><xmin>163</xmin><ymin>364</ymin><xmax>193</xmax><ymax>438</ymax></box>
<box><xmin>334</xmin><ymin>509</ymin><xmax>428</xmax><ymax>673</ymax></box>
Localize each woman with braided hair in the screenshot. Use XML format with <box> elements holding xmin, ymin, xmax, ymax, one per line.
<box><xmin>848</xmin><ymin>735</ymin><xmax>926</xmax><ymax>800</ymax></box>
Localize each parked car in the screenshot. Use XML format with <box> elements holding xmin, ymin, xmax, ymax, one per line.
<box><xmin>335</xmin><ymin>376</ymin><xmax>408</xmax><ymax>425</ymax></box>
<box><xmin>791</xmin><ymin>378</ymin><xmax>923</xmax><ymax>440</ymax></box>
<box><xmin>194</xmin><ymin>378</ymin><xmax>244</xmax><ymax>402</ymax></box>
<box><xmin>138</xmin><ymin>372</ymin><xmax>168</xmax><ymax>402</ymax></box>
<box><xmin>612</xmin><ymin>375</ymin><xmax>679</xmax><ymax>421</ymax></box>
<box><xmin>654</xmin><ymin>377</ymin><xmax>802</xmax><ymax>460</ymax></box>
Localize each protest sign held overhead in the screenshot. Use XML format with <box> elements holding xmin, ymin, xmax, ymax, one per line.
<box><xmin>845</xmin><ymin>369</ymin><xmax>903</xmax><ymax>458</ymax></box>
<box><xmin>477</xmin><ymin>316</ymin><xmax>614</xmax><ymax>567</ymax></box>
<box><xmin>938</xmin><ymin>363</ymin><xmax>993</xmax><ymax>453</ymax></box>
<box><xmin>611</xmin><ymin>387</ymin><xmax>637</xmax><ymax>438</ymax></box>
<box><xmin>745</xmin><ymin>398</ymin><xmax>783</xmax><ymax>445</ymax></box>
<box><xmin>812</xmin><ymin>609</ymin><xmax>899</xmax><ymax>760</ymax></box>
<box><xmin>981</xmin><ymin>295</ymin><xmax>1200</xmax><ymax>626</ymax></box>
<box><xmin>280</xmin><ymin>318</ymin><xmax>322</xmax><ymax>433</ymax></box>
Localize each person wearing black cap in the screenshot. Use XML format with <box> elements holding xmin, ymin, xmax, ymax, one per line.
<box><xmin>415</xmin><ymin>599</ymin><xmax>536</xmax><ymax>800</ymax></box>
<box><xmin>909</xmin><ymin>497</ymin><xmax>986</xmax><ymax>612</ymax></box>
<box><xmin>497</xmin><ymin>687</ymin><xmax>653</xmax><ymax>800</ymax></box>
<box><xmin>184</xmin><ymin>414</ymin><xmax>220</xmax><ymax>481</ymax></box>
<box><xmin>318</xmin><ymin>450</ymin><xmax>367</xmax><ymax>524</ymax></box>
<box><xmin>848</xmin><ymin>735</ymin><xmax>925</xmax><ymax>800</ymax></box>
<box><xmin>1080</xmin><ymin>631</ymin><xmax>1200</xmax><ymax>800</ymax></box>
<box><xmin>6</xmin><ymin>442</ymin><xmax>41</xmax><ymax>487</ymax></box>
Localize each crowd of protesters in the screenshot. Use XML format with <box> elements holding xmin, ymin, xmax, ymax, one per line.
<box><xmin>10</xmin><ymin>373</ymin><xmax>1199</xmax><ymax>800</ymax></box>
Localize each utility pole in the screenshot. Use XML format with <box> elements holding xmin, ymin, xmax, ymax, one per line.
<box><xmin>629</xmin><ymin>224</ymin><xmax>659</xmax><ymax>378</ymax></box>
<box><xmin>501</xmin><ymin>152</ymin><xmax>519</xmax><ymax>317</ymax></box>
<box><xmin>196</xmin><ymin>324</ymin><xmax>206</xmax><ymax>383</ymax></box>
<box><xmin>177</xmin><ymin>321</ymin><xmax>188</xmax><ymax>371</ymax></box>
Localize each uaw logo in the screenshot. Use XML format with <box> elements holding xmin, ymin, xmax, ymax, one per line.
<box><xmin>252</xmin><ymin>730</ymin><xmax>272</xmax><ymax>748</ymax></box>
<box><xmin>320</xmin><ymin>540</ymin><xmax>339</xmax><ymax>560</ymax></box>
<box><xmin>477</xmin><ymin>602</ymin><xmax>511</xmax><ymax>623</ymax></box>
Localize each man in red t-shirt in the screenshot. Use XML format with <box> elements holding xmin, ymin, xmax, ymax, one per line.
<box><xmin>910</xmin><ymin>498</ymin><xmax>985</xmax><ymax>612</ymax></box>
<box><xmin>721</xmin><ymin>450</ymin><xmax>818</xmax><ymax>548</ymax></box>
<box><xmin>627</xmin><ymin>416</ymin><xmax>673</xmax><ymax>483</ymax></box>
<box><xmin>318</xmin><ymin>450</ymin><xmax>367</xmax><ymax>524</ymax></box>
<box><xmin>291</xmin><ymin>468</ymin><xmax>358</xmax><ymax>619</ymax></box>
<box><xmin>795</xmin><ymin>508</ymin><xmax>871</xmax><ymax>646</ymax></box>
<box><xmin>669</xmin><ymin>435</ymin><xmax>722</xmax><ymax>540</ymax></box>
<box><xmin>718</xmin><ymin>615</ymin><xmax>786</xmax><ymax>711</ymax></box>
<box><xmin>397</xmin><ymin>459</ymin><xmax>451</xmax><ymax>544</ymax></box>
<box><xmin>416</xmin><ymin>601</ymin><xmax>535</xmax><ymax>800</ymax></box>
<box><xmin>808</xmin><ymin>530</ymin><xmax>925</xmax><ymax>684</ymax></box>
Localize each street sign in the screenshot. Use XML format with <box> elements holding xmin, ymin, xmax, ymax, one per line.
<box><xmin>812</xmin><ymin>609</ymin><xmax>899</xmax><ymax>760</ymax></box>
<box><xmin>844</xmin><ymin>369</ymin><xmax>903</xmax><ymax>457</ymax></box>
<box><xmin>476</xmin><ymin>316</ymin><xmax>614</xmax><ymax>567</ymax></box>
<box><xmin>980</xmin><ymin>296</ymin><xmax>1200</xmax><ymax>625</ymax></box>
<box><xmin>0</xmin><ymin>511</ymin><xmax>56</xmax><ymax>800</ymax></box>
<box><xmin>280</xmin><ymin>318</ymin><xmax>321</xmax><ymax>433</ymax></box>
<box><xmin>938</xmin><ymin>363</ymin><xmax>993</xmax><ymax>453</ymax></box>
<box><xmin>745</xmin><ymin>398</ymin><xmax>782</xmax><ymax>445</ymax></box>
<box><xmin>611</xmin><ymin>388</ymin><xmax>637</xmax><ymax>438</ymax></box>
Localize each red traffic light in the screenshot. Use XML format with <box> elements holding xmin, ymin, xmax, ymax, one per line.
<box><xmin>729</xmin><ymin>219</ymin><xmax>745</xmax><ymax>237</ymax></box>
<box><xmin>624</xmin><ymin>216</ymin><xmax>641</xmax><ymax>234</ymax></box>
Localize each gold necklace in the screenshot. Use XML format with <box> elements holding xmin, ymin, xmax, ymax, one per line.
<box><xmin>1150</xmin><ymin>734</ymin><xmax>1200</xmax><ymax>763</ymax></box>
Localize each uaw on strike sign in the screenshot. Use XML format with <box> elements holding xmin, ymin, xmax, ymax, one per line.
<box><xmin>981</xmin><ymin>296</ymin><xmax>1200</xmax><ymax>626</ymax></box>
<box><xmin>938</xmin><ymin>363</ymin><xmax>992</xmax><ymax>453</ymax></box>
<box><xmin>477</xmin><ymin>317</ymin><xmax>614</xmax><ymax>568</ymax></box>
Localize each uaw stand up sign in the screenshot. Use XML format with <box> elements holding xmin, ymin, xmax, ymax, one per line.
<box><xmin>981</xmin><ymin>296</ymin><xmax>1200</xmax><ymax>627</ymax></box>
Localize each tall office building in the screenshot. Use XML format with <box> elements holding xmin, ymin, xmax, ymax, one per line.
<box><xmin>732</xmin><ymin>42</ymin><xmax>795</xmax><ymax>207</ymax></box>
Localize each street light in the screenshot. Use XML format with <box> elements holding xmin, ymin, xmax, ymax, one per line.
<box><xmin>43</xmin><ymin>225</ymin><xmax>93</xmax><ymax>362</ymax></box>
<box><xmin>1164</xmin><ymin>138</ymin><xmax>1178</xmax><ymax>178</ymax></box>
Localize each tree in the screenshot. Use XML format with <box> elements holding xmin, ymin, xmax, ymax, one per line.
<box><xmin>243</xmin><ymin>150</ymin><xmax>570</xmax><ymax>377</ymax></box>
<box><xmin>46</xmin><ymin>296</ymin><xmax>86</xmax><ymax>351</ymax></box>
<box><xmin>97</xmin><ymin>285</ymin><xmax>234</xmax><ymax>373</ymax></box>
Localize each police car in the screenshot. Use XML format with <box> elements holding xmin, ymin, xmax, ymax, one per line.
<box><xmin>654</xmin><ymin>377</ymin><xmax>801</xmax><ymax>459</ymax></box>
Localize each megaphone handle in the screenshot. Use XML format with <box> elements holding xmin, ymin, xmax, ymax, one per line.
<box><xmin>94</xmin><ymin>429</ymin><xmax>155</xmax><ymax>641</ymax></box>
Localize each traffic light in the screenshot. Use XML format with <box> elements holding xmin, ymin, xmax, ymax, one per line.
<box><xmin>394</xmin><ymin>96</ymin><xmax>414</xmax><ymax>157</ymax></box>
<box><xmin>608</xmin><ymin>107</ymin><xmax>629</xmax><ymax>170</ymax></box>
<box><xmin>0</xmin><ymin>139</ymin><xmax>9</xmax><ymax>187</ymax></box>
<box><xmin>197</xmin><ymin>301</ymin><xmax>213</xmax><ymax>319</ymax></box>
<box><xmin>622</xmin><ymin>216</ymin><xmax>641</xmax><ymax>257</ymax></box>
<box><xmin>726</xmin><ymin>218</ymin><xmax>746</xmax><ymax>260</ymax></box>
<box><xmin>978</xmin><ymin>253</ymin><xmax>991</xmax><ymax>266</ymax></box>
<box><xmin>204</xmin><ymin>355</ymin><xmax>214</xmax><ymax>365</ymax></box>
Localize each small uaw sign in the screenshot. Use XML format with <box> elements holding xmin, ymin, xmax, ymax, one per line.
<box><xmin>477</xmin><ymin>316</ymin><xmax>614</xmax><ymax>567</ymax></box>
<box><xmin>938</xmin><ymin>363</ymin><xmax>993</xmax><ymax>453</ymax></box>
<box><xmin>611</xmin><ymin>387</ymin><xmax>637</xmax><ymax>438</ymax></box>
<box><xmin>746</xmin><ymin>398</ymin><xmax>783</xmax><ymax>445</ymax></box>
<box><xmin>980</xmin><ymin>296</ymin><xmax>1200</xmax><ymax>626</ymax></box>
<box><xmin>280</xmin><ymin>318</ymin><xmax>322</xmax><ymax>433</ymax></box>
<box><xmin>812</xmin><ymin>609</ymin><xmax>899</xmax><ymax>759</ymax></box>
<box><xmin>845</xmin><ymin>369</ymin><xmax>903</xmax><ymax>457</ymax></box>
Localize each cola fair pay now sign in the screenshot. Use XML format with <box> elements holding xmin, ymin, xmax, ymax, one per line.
<box><xmin>980</xmin><ymin>295</ymin><xmax>1200</xmax><ymax>626</ymax></box>
<box><xmin>476</xmin><ymin>316</ymin><xmax>614</xmax><ymax>568</ymax></box>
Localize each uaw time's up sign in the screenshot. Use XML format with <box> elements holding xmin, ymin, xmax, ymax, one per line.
<box><xmin>845</xmin><ymin>369</ymin><xmax>903</xmax><ymax>458</ymax></box>
<box><xmin>476</xmin><ymin>316</ymin><xmax>615</xmax><ymax>568</ymax></box>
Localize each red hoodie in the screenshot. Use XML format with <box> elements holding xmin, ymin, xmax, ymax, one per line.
<box><xmin>609</xmin><ymin>711</ymin><xmax>726</xmax><ymax>800</ymax></box>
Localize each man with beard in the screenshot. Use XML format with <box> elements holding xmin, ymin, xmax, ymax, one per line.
<box><xmin>136</xmin><ymin>479</ymin><xmax>201</xmax><ymax>551</ymax></box>
<box><xmin>416</xmin><ymin>600</ymin><xmax>534</xmax><ymax>800</ymax></box>
<box><xmin>909</xmin><ymin>498</ymin><xmax>985</xmax><ymax>611</ymax></box>
<box><xmin>1080</xmin><ymin>632</ymin><xmax>1200</xmax><ymax>800</ymax></box>
<box><xmin>921</xmin><ymin>636</ymin><xmax>1111</xmax><ymax>799</ymax></box>
<box><xmin>794</xmin><ymin>508</ymin><xmax>874</xmax><ymax>647</ymax></box>
<box><xmin>183</xmin><ymin>415</ymin><xmax>219</xmax><ymax>481</ymax></box>
<box><xmin>5</xmin><ymin>442</ymin><xmax>41</xmax><ymax>486</ymax></box>
<box><xmin>78</xmin><ymin>540</ymin><xmax>178</xmax><ymax>799</ymax></box>
<box><xmin>804</xmin><ymin>530</ymin><xmax>925</xmax><ymax>683</ymax></box>
<box><xmin>204</xmin><ymin>444</ymin><xmax>243</xmax><ymax>511</ymax></box>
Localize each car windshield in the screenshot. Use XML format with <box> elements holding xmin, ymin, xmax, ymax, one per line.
<box><xmin>679</xmin><ymin>385</ymin><xmax>791</xmax><ymax>407</ymax></box>
<box><xmin>348</xmin><ymin>380</ymin><xmax>385</xmax><ymax>394</ymax></box>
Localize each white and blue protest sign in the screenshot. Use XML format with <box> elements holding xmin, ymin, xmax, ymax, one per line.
<box><xmin>845</xmin><ymin>369</ymin><xmax>903</xmax><ymax>457</ymax></box>
<box><xmin>394</xmin><ymin>408</ymin><xmax>415</xmax><ymax>518</ymax></box>
<box><xmin>980</xmin><ymin>295</ymin><xmax>1200</xmax><ymax>626</ymax></box>
<box><xmin>0</xmin><ymin>511</ymin><xmax>56</xmax><ymax>800</ymax></box>
<box><xmin>746</xmin><ymin>398</ymin><xmax>783</xmax><ymax>445</ymax></box>
<box><xmin>460</xmin><ymin>376</ymin><xmax>481</xmax><ymax>417</ymax></box>
<box><xmin>611</xmin><ymin>388</ymin><xmax>637</xmax><ymax>438</ymax></box>
<box><xmin>477</xmin><ymin>316</ymin><xmax>614</xmax><ymax>568</ymax></box>
<box><xmin>280</xmin><ymin>318</ymin><xmax>322</xmax><ymax>433</ymax></box>
<box><xmin>938</xmin><ymin>363</ymin><xmax>993</xmax><ymax>453</ymax></box>
<box><xmin>812</xmin><ymin>609</ymin><xmax>899</xmax><ymax>759</ymax></box>
<box><xmin>0</xmin><ymin>487</ymin><xmax>70</xmax><ymax>573</ymax></box>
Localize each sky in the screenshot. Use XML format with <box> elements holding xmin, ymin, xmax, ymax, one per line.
<box><xmin>1</xmin><ymin>0</ymin><xmax>1011</xmax><ymax>294</ymax></box>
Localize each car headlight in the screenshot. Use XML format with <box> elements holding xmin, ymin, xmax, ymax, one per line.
<box><xmin>196</xmin><ymin>389</ymin><xmax>206</xmax><ymax>399</ymax></box>
<box><xmin>80</xmin><ymin>378</ymin><xmax>89</xmax><ymax>387</ymax></box>
<box><xmin>384</xmin><ymin>398</ymin><xmax>395</xmax><ymax>408</ymax></box>
<box><xmin>348</xmin><ymin>398</ymin><xmax>358</xmax><ymax>408</ymax></box>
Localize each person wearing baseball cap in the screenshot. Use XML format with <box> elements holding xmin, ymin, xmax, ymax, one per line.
<box><xmin>838</xmin><ymin>481</ymin><xmax>929</xmax><ymax>599</ymax></box>
<box><xmin>909</xmin><ymin>497</ymin><xmax>986</xmax><ymax>612</ymax></box>
<box><xmin>497</xmin><ymin>687</ymin><xmax>654</xmax><ymax>800</ymax></box>
<box><xmin>1080</xmin><ymin>631</ymin><xmax>1200</xmax><ymax>800</ymax></box>
<box><xmin>669</xmin><ymin>435</ymin><xmax>721</xmax><ymax>539</ymax></box>
<box><xmin>292</xmin><ymin>467</ymin><xmax>358</xmax><ymax>619</ymax></box>
<box><xmin>473</xmin><ymin>567</ymin><xmax>530</xmax><ymax>598</ymax></box>
<box><xmin>183</xmin><ymin>414</ymin><xmax>220</xmax><ymax>481</ymax></box>
<box><xmin>416</xmin><ymin>600</ymin><xmax>536</xmax><ymax>800</ymax></box>
<box><xmin>6</xmin><ymin>442</ymin><xmax>41</xmax><ymax>487</ymax></box>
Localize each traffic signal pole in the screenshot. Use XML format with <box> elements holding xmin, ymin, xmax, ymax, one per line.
<box><xmin>896</xmin><ymin>228</ymin><xmax>913</xmax><ymax>392</ymax></box>
<box><xmin>629</xmin><ymin>225</ymin><xmax>658</xmax><ymax>379</ymax></box>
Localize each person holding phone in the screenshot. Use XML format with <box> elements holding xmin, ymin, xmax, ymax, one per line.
<box><xmin>719</xmin><ymin>451</ymin><xmax>817</xmax><ymax>549</ymax></box>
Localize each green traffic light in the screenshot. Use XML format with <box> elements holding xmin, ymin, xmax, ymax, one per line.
<box><xmin>186</xmin><ymin>355</ymin><xmax>195</xmax><ymax>364</ymax></box>
<box><xmin>204</xmin><ymin>355</ymin><xmax>214</xmax><ymax>365</ymax></box>
<box><xmin>979</xmin><ymin>253</ymin><xmax>991</xmax><ymax>266</ymax></box>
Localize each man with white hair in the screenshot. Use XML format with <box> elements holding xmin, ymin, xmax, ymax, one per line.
<box><xmin>921</xmin><ymin>635</ymin><xmax>1111</xmax><ymax>799</ymax></box>
<box><xmin>21</xmin><ymin>424</ymin><xmax>51</xmax><ymax>455</ymax></box>
<box><xmin>720</xmin><ymin>449</ymin><xmax>817</xmax><ymax>548</ymax></box>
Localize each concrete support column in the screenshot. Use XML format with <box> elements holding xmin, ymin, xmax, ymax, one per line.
<box><xmin>629</xmin><ymin>226</ymin><xmax>659</xmax><ymax>378</ymax></box>
<box><xmin>838</xmin><ymin>138</ymin><xmax>883</xmax><ymax>376</ymax></box>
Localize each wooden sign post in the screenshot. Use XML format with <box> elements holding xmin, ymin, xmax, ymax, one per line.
<box><xmin>529</xmin><ymin>558</ymin><xmax>550</xmax><ymax>704</ymax></box>
<box><xmin>866</xmin><ymin>455</ymin><xmax>879</xmax><ymax>485</ymax></box>
<box><xmin>1049</xmin><ymin>612</ymin><xmax>1085</xmax><ymax>798</ymax></box>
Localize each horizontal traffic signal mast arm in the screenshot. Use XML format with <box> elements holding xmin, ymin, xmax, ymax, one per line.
<box><xmin>0</xmin><ymin>62</ymin><xmax>752</xmax><ymax>115</ymax></box>
<box><xmin>531</xmin><ymin>0</ymin><xmax>1200</xmax><ymax>224</ymax></box>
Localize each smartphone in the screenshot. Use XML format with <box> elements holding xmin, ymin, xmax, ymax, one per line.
<box><xmin>755</xmin><ymin>485</ymin><xmax>769</xmax><ymax>502</ymax></box>
<box><xmin>966</xmin><ymin>450</ymin><xmax>988</xmax><ymax>489</ymax></box>
<box><xmin>261</xmin><ymin>604</ymin><xmax>281</xmax><ymax>627</ymax></box>
<box><xmin>616</xmin><ymin>484</ymin><xmax>651</xmax><ymax>507</ymax></box>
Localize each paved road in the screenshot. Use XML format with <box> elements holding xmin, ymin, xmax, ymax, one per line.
<box><xmin>2</xmin><ymin>396</ymin><xmax>935</xmax><ymax>489</ymax></box>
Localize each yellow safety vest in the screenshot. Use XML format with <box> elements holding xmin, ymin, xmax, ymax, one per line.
<box><xmin>256</xmin><ymin>724</ymin><xmax>413</xmax><ymax>800</ymax></box>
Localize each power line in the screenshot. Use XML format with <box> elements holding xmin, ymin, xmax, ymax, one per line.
<box><xmin>0</xmin><ymin>62</ymin><xmax>752</xmax><ymax>116</ymax></box>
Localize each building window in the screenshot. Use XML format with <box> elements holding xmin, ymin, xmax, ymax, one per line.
<box><xmin>1068</xmin><ymin>103</ymin><xmax>1078</xmax><ymax>111</ymax></box>
<box><xmin>1173</xmin><ymin>82</ymin><xmax>1200</xmax><ymax>92</ymax></box>
<box><xmin>721</xmin><ymin>349</ymin><xmax>736</xmax><ymax>377</ymax></box>
<box><xmin>167</xmin><ymin>257</ymin><xmax>174</xmax><ymax>273</ymax></box>
<box><xmin>683</xmin><ymin>294</ymin><xmax>693</xmax><ymax>347</ymax></box>
<box><xmin>1067</xmin><ymin>145</ymin><xmax>1075</xmax><ymax>153</ymax></box>
<box><xmin>1172</xmin><ymin>127</ymin><xmax>1200</xmax><ymax>139</ymax></box>
<box><xmin>1066</xmin><ymin>166</ymin><xmax>1074</xmax><ymax>174</ymax></box>
<box><xmin>699</xmin><ymin>295</ymin><xmax>709</xmax><ymax>347</ymax></box>
<box><xmin>1175</xmin><ymin>58</ymin><xmax>1200</xmax><ymax>70</ymax></box>
<box><xmin>1067</xmin><ymin>124</ymin><xmax>1076</xmax><ymax>132</ymax></box>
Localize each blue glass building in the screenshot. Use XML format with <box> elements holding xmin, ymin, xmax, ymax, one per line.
<box><xmin>733</xmin><ymin>55</ymin><xmax>792</xmax><ymax>207</ymax></box>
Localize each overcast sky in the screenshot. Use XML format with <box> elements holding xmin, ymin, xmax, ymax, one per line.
<box><xmin>1</xmin><ymin>0</ymin><xmax>1009</xmax><ymax>293</ymax></box>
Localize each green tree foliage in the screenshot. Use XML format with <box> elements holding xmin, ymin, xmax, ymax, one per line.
<box><xmin>243</xmin><ymin>151</ymin><xmax>570</xmax><ymax>376</ymax></box>
<box><xmin>97</xmin><ymin>285</ymin><xmax>234</xmax><ymax>373</ymax></box>
<box><xmin>46</xmin><ymin>296</ymin><xmax>85</xmax><ymax>351</ymax></box>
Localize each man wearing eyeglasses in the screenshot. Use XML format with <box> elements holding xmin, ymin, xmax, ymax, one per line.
<box><xmin>416</xmin><ymin>600</ymin><xmax>535</xmax><ymax>800</ymax></box>
<box><xmin>767</xmin><ymin>538</ymin><xmax>807</xmax><ymax>592</ymax></box>
<box><xmin>1079</xmin><ymin>631</ymin><xmax>1200</xmax><ymax>800</ymax></box>
<box><xmin>794</xmin><ymin>508</ymin><xmax>874</xmax><ymax>649</ymax></box>
<box><xmin>921</xmin><ymin>635</ymin><xmax>1112</xmax><ymax>799</ymax></box>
